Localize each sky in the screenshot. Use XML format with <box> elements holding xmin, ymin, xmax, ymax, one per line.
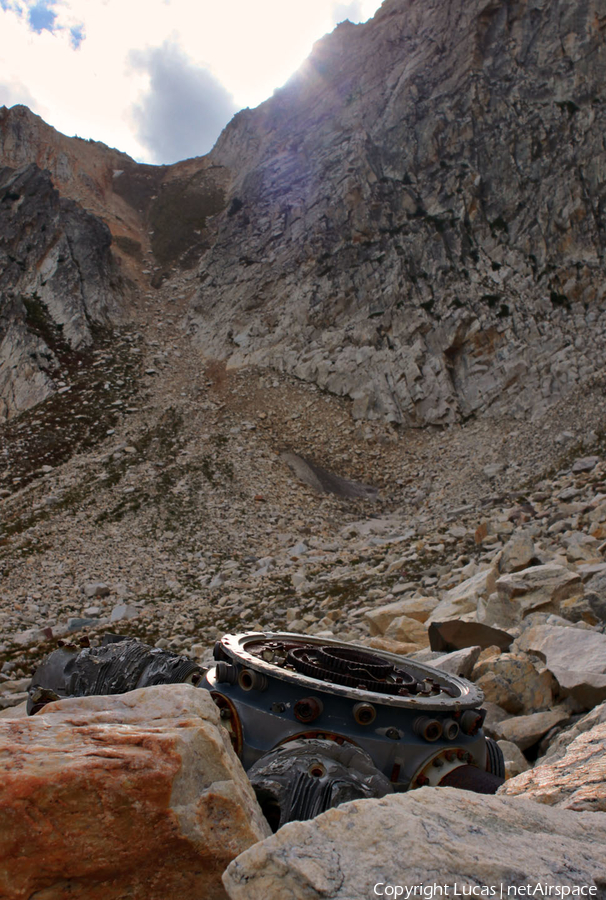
<box><xmin>0</xmin><ymin>0</ymin><xmax>383</xmax><ymax>165</ymax></box>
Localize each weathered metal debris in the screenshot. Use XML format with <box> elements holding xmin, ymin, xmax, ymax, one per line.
<box><xmin>27</xmin><ymin>631</ymin><xmax>504</xmax><ymax>829</ymax></box>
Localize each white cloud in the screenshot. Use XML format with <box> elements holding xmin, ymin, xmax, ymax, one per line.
<box><xmin>130</xmin><ymin>41</ymin><xmax>237</xmax><ymax>164</ymax></box>
<box><xmin>0</xmin><ymin>0</ymin><xmax>383</xmax><ymax>163</ymax></box>
<box><xmin>0</xmin><ymin>78</ymin><xmax>38</xmax><ymax>110</ymax></box>
<box><xmin>332</xmin><ymin>1</ymin><xmax>364</xmax><ymax>25</ymax></box>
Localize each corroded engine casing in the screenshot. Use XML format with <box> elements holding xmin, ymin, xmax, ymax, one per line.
<box><xmin>202</xmin><ymin>632</ymin><xmax>493</xmax><ymax>791</ymax></box>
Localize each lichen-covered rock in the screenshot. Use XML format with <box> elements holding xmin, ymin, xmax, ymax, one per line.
<box><xmin>499</xmin><ymin>721</ymin><xmax>606</xmax><ymax>812</ymax></box>
<box><xmin>223</xmin><ymin>788</ymin><xmax>606</xmax><ymax>900</ymax></box>
<box><xmin>0</xmin><ymin>684</ymin><xmax>270</xmax><ymax>900</ymax></box>
<box><xmin>472</xmin><ymin>653</ymin><xmax>555</xmax><ymax>714</ymax></box>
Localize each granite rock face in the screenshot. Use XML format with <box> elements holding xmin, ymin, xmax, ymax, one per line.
<box><xmin>187</xmin><ymin>0</ymin><xmax>606</xmax><ymax>426</ymax></box>
<box><xmin>0</xmin><ymin>684</ymin><xmax>270</xmax><ymax>900</ymax></box>
<box><xmin>223</xmin><ymin>788</ymin><xmax>606</xmax><ymax>899</ymax></box>
<box><xmin>0</xmin><ymin>163</ymin><xmax>122</xmax><ymax>420</ymax></box>
<box><xmin>499</xmin><ymin>719</ymin><xmax>606</xmax><ymax>811</ymax></box>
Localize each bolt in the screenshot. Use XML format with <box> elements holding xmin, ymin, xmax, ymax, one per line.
<box><xmin>416</xmin><ymin>774</ymin><xmax>429</xmax><ymax>786</ymax></box>
<box><xmin>386</xmin><ymin>727</ymin><xmax>400</xmax><ymax>740</ymax></box>
<box><xmin>432</xmin><ymin>758</ymin><xmax>444</xmax><ymax>768</ymax></box>
<box><xmin>294</xmin><ymin>696</ymin><xmax>323</xmax><ymax>723</ymax></box>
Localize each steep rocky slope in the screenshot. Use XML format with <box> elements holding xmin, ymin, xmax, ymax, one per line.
<box><xmin>0</xmin><ymin>105</ymin><xmax>230</xmax><ymax>280</ymax></box>
<box><xmin>1</xmin><ymin>1</ymin><xmax>606</xmax><ymax>890</ymax></box>
<box><xmin>0</xmin><ymin>164</ymin><xmax>123</xmax><ymax>420</ymax></box>
<box><xmin>3</xmin><ymin>1</ymin><xmax>606</xmax><ymax>428</ymax></box>
<box><xmin>190</xmin><ymin>0</ymin><xmax>606</xmax><ymax>425</ymax></box>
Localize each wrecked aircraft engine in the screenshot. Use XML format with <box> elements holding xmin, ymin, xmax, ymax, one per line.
<box><xmin>26</xmin><ymin>634</ymin><xmax>204</xmax><ymax>714</ymax></box>
<box><xmin>27</xmin><ymin>631</ymin><xmax>505</xmax><ymax>829</ymax></box>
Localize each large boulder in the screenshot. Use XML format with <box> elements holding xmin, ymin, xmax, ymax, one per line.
<box><xmin>499</xmin><ymin>533</ymin><xmax>537</xmax><ymax>573</ymax></box>
<box><xmin>223</xmin><ymin>789</ymin><xmax>606</xmax><ymax>899</ymax></box>
<box><xmin>515</xmin><ymin>623</ymin><xmax>606</xmax><ymax>708</ymax></box>
<box><xmin>0</xmin><ymin>684</ymin><xmax>270</xmax><ymax>900</ymax></box>
<box><xmin>431</xmin><ymin>645</ymin><xmax>481</xmax><ymax>678</ymax></box>
<box><xmin>471</xmin><ymin>653</ymin><xmax>555</xmax><ymax>714</ymax></box>
<box><xmin>498</xmin><ymin>740</ymin><xmax>530</xmax><ymax>780</ymax></box>
<box><xmin>383</xmin><ymin>614</ymin><xmax>428</xmax><ymax>645</ymax></box>
<box><xmin>499</xmin><ymin>720</ymin><xmax>606</xmax><ymax>812</ymax></box>
<box><xmin>495</xmin><ymin>564</ymin><xmax>582</xmax><ymax>620</ymax></box>
<box><xmin>427</xmin><ymin>562</ymin><xmax>501</xmax><ymax>622</ymax></box>
<box><xmin>364</xmin><ymin>596</ymin><xmax>438</xmax><ymax>635</ymax></box>
<box><xmin>494</xmin><ymin>708</ymin><xmax>571</xmax><ymax>752</ymax></box>
<box><xmin>428</xmin><ymin>619</ymin><xmax>513</xmax><ymax>653</ymax></box>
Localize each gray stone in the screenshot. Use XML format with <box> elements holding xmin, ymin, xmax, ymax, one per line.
<box><xmin>66</xmin><ymin>617</ymin><xmax>99</xmax><ymax>632</ymax></box>
<box><xmin>81</xmin><ymin>582</ymin><xmax>110</xmax><ymax>599</ymax></box>
<box><xmin>223</xmin><ymin>789</ymin><xmax>606</xmax><ymax>900</ymax></box>
<box><xmin>496</xmin><ymin>564</ymin><xmax>582</xmax><ymax>617</ymax></box>
<box><xmin>495</xmin><ymin>708</ymin><xmax>571</xmax><ymax>752</ymax></box>
<box><xmin>428</xmin><ymin>620</ymin><xmax>513</xmax><ymax>653</ymax></box>
<box><xmin>184</xmin><ymin>0</ymin><xmax>606</xmax><ymax>431</ymax></box>
<box><xmin>0</xmin><ymin>163</ymin><xmax>122</xmax><ymax>421</ymax></box>
<box><xmin>109</xmin><ymin>604</ymin><xmax>139</xmax><ymax>623</ymax></box>
<box><xmin>515</xmin><ymin>623</ymin><xmax>606</xmax><ymax>708</ymax></box>
<box><xmin>497</xmin><ymin>740</ymin><xmax>530</xmax><ymax>780</ymax></box>
<box><xmin>431</xmin><ymin>645</ymin><xmax>481</xmax><ymax>678</ymax></box>
<box><xmin>364</xmin><ymin>596</ymin><xmax>438</xmax><ymax>635</ymax></box>
<box><xmin>500</xmin><ymin>534</ymin><xmax>536</xmax><ymax>573</ymax></box>
<box><xmin>572</xmin><ymin>456</ymin><xmax>600</xmax><ymax>474</ymax></box>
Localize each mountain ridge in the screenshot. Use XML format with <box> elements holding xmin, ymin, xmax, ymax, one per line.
<box><xmin>4</xmin><ymin>0</ymin><xmax>606</xmax><ymax>426</ymax></box>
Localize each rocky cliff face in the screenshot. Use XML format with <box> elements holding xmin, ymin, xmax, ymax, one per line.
<box><xmin>0</xmin><ymin>105</ymin><xmax>230</xmax><ymax>276</ymax></box>
<box><xmin>0</xmin><ymin>107</ymin><xmax>230</xmax><ymax>419</ymax></box>
<box><xmin>0</xmin><ymin>164</ymin><xmax>122</xmax><ymax>420</ymax></box>
<box><xmin>188</xmin><ymin>0</ymin><xmax>606</xmax><ymax>426</ymax></box>
<box><xmin>3</xmin><ymin>1</ymin><xmax>606</xmax><ymax>428</ymax></box>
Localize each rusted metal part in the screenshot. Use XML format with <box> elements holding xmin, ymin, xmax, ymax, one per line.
<box><xmin>294</xmin><ymin>697</ymin><xmax>324</xmax><ymax>723</ymax></box>
<box><xmin>203</xmin><ymin>633</ymin><xmax>491</xmax><ymax>795</ymax></box>
<box><xmin>248</xmin><ymin>738</ymin><xmax>393</xmax><ymax>831</ymax></box>
<box><xmin>27</xmin><ymin>635</ymin><xmax>203</xmax><ymax>714</ymax></box>
<box><xmin>216</xmin><ymin>633</ymin><xmax>484</xmax><ymax>711</ymax></box>
<box><xmin>438</xmin><ymin>764</ymin><xmax>504</xmax><ymax>794</ymax></box>
<box><xmin>26</xmin><ymin>630</ymin><xmax>504</xmax><ymax>829</ymax></box>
